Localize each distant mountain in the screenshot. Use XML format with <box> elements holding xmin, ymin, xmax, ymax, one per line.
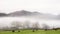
<box><xmin>8</xmin><ymin>10</ymin><xmax>41</xmax><ymax>16</ymax></box>
<box><xmin>7</xmin><ymin>10</ymin><xmax>59</xmax><ymax>20</ymax></box>
<box><xmin>0</xmin><ymin>10</ymin><xmax>60</xmax><ymax>20</ymax></box>
<box><xmin>0</xmin><ymin>13</ymin><xmax>7</xmax><ymax>17</ymax></box>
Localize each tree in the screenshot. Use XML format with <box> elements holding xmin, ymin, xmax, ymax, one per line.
<box><xmin>34</xmin><ymin>22</ymin><xmax>39</xmax><ymax>31</ymax></box>
<box><xmin>11</xmin><ymin>21</ymin><xmax>22</xmax><ymax>32</ymax></box>
<box><xmin>42</xmin><ymin>23</ymin><xmax>50</xmax><ymax>31</ymax></box>
<box><xmin>32</xmin><ymin>22</ymin><xmax>39</xmax><ymax>32</ymax></box>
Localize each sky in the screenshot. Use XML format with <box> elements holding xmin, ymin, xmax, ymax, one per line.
<box><xmin>0</xmin><ymin>0</ymin><xmax>60</xmax><ymax>15</ymax></box>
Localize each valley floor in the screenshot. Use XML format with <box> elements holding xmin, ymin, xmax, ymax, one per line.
<box><xmin>0</xmin><ymin>30</ymin><xmax>60</xmax><ymax>34</ymax></box>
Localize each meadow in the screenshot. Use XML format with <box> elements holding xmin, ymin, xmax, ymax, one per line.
<box><xmin>0</xmin><ymin>30</ymin><xmax>60</xmax><ymax>34</ymax></box>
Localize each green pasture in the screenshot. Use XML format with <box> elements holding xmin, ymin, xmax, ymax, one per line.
<box><xmin>0</xmin><ymin>30</ymin><xmax>60</xmax><ymax>34</ymax></box>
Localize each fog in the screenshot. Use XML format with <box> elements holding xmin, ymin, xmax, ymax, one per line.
<box><xmin>0</xmin><ymin>17</ymin><xmax>60</xmax><ymax>29</ymax></box>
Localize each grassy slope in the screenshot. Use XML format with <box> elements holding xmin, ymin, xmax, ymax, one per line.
<box><xmin>0</xmin><ymin>30</ymin><xmax>60</xmax><ymax>34</ymax></box>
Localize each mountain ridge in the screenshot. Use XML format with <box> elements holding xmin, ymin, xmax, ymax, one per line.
<box><xmin>0</xmin><ymin>10</ymin><xmax>60</xmax><ymax>20</ymax></box>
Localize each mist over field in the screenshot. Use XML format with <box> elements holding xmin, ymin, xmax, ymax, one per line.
<box><xmin>0</xmin><ymin>16</ymin><xmax>60</xmax><ymax>29</ymax></box>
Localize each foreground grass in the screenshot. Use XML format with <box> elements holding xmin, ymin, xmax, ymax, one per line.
<box><xmin>0</xmin><ymin>30</ymin><xmax>60</xmax><ymax>34</ymax></box>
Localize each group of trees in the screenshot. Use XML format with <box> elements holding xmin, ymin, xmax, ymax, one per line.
<box><xmin>1</xmin><ymin>21</ymin><xmax>59</xmax><ymax>32</ymax></box>
<box><xmin>10</xmin><ymin>21</ymin><xmax>41</xmax><ymax>32</ymax></box>
<box><xmin>10</xmin><ymin>21</ymin><xmax>52</xmax><ymax>32</ymax></box>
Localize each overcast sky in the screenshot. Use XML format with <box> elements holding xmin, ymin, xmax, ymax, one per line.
<box><xmin>0</xmin><ymin>0</ymin><xmax>60</xmax><ymax>15</ymax></box>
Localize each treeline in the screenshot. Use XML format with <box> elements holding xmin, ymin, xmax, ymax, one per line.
<box><xmin>0</xmin><ymin>21</ymin><xmax>60</xmax><ymax>32</ymax></box>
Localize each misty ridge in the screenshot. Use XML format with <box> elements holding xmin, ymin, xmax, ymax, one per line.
<box><xmin>0</xmin><ymin>10</ymin><xmax>60</xmax><ymax>20</ymax></box>
<box><xmin>0</xmin><ymin>10</ymin><xmax>60</xmax><ymax>30</ymax></box>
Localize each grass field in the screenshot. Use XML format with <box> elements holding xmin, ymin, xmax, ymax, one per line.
<box><xmin>0</xmin><ymin>30</ymin><xmax>60</xmax><ymax>34</ymax></box>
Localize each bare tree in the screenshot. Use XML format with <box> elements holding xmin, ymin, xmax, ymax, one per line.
<box><xmin>32</xmin><ymin>22</ymin><xmax>39</xmax><ymax>32</ymax></box>
<box><xmin>32</xmin><ymin>23</ymin><xmax>35</xmax><ymax>32</ymax></box>
<box><xmin>35</xmin><ymin>22</ymin><xmax>39</xmax><ymax>31</ymax></box>
<box><xmin>42</xmin><ymin>23</ymin><xmax>50</xmax><ymax>31</ymax></box>
<box><xmin>11</xmin><ymin>21</ymin><xmax>22</xmax><ymax>32</ymax></box>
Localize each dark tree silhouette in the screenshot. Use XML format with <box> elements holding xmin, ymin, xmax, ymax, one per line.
<box><xmin>12</xmin><ymin>30</ymin><xmax>15</xmax><ymax>32</ymax></box>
